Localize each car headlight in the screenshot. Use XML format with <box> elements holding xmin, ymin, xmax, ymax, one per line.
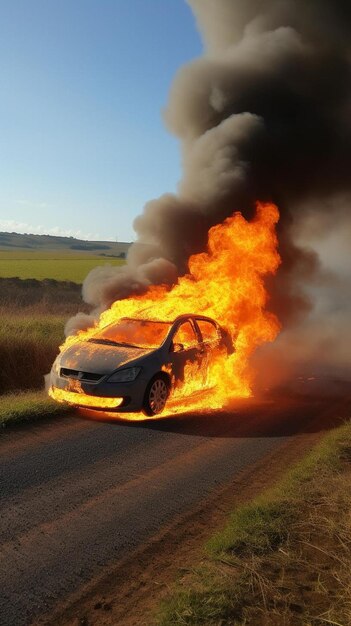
<box><xmin>107</xmin><ymin>367</ymin><xmax>141</xmax><ymax>383</ymax></box>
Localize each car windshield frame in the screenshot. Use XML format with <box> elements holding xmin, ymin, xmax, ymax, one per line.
<box><xmin>88</xmin><ymin>318</ymin><xmax>173</xmax><ymax>350</ymax></box>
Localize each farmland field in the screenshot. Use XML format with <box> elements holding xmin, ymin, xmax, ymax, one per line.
<box><xmin>0</xmin><ymin>243</ymin><xmax>126</xmax><ymax>395</ymax></box>
<box><xmin>0</xmin><ymin>251</ymin><xmax>125</xmax><ymax>283</ymax></box>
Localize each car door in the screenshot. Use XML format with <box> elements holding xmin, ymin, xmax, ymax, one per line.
<box><xmin>168</xmin><ymin>319</ymin><xmax>203</xmax><ymax>387</ymax></box>
<box><xmin>194</xmin><ymin>318</ymin><xmax>221</xmax><ymax>375</ymax></box>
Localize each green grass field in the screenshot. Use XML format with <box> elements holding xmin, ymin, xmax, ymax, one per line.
<box><xmin>0</xmin><ymin>251</ymin><xmax>125</xmax><ymax>282</ymax></box>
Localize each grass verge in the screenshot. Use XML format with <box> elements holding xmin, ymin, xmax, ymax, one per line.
<box><xmin>156</xmin><ymin>422</ymin><xmax>351</xmax><ymax>626</ymax></box>
<box><xmin>0</xmin><ymin>390</ymin><xmax>73</xmax><ymax>429</ymax></box>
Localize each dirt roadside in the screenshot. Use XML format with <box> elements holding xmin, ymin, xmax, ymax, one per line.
<box><xmin>38</xmin><ymin>425</ymin><xmax>331</xmax><ymax>626</ymax></box>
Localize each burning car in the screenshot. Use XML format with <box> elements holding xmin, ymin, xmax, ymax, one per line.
<box><xmin>50</xmin><ymin>314</ymin><xmax>233</xmax><ymax>416</ymax></box>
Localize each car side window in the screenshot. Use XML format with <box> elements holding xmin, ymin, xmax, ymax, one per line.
<box><xmin>197</xmin><ymin>320</ymin><xmax>219</xmax><ymax>343</ymax></box>
<box><xmin>173</xmin><ymin>321</ymin><xmax>198</xmax><ymax>350</ymax></box>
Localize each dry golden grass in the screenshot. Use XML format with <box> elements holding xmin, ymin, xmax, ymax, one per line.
<box><xmin>0</xmin><ymin>278</ymin><xmax>88</xmax><ymax>395</ymax></box>
<box><xmin>0</xmin><ymin>314</ymin><xmax>65</xmax><ymax>394</ymax></box>
<box><xmin>0</xmin><ymin>276</ymin><xmax>86</xmax><ymax>315</ymax></box>
<box><xmin>233</xmin><ymin>466</ymin><xmax>351</xmax><ymax>625</ymax></box>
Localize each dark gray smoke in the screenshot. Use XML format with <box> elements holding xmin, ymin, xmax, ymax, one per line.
<box><xmin>253</xmin><ymin>193</ymin><xmax>351</xmax><ymax>392</ymax></box>
<box><xmin>67</xmin><ymin>0</ymin><xmax>351</xmax><ymax>336</ymax></box>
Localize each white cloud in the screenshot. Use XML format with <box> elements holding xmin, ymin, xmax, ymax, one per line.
<box><xmin>15</xmin><ymin>199</ymin><xmax>49</xmax><ymax>209</ymax></box>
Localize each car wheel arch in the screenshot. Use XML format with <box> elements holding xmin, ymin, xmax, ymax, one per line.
<box><xmin>142</xmin><ymin>372</ymin><xmax>171</xmax><ymax>417</ymax></box>
<box><xmin>150</xmin><ymin>370</ymin><xmax>171</xmax><ymax>389</ymax></box>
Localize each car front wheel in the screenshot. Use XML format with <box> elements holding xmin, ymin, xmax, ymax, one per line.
<box><xmin>142</xmin><ymin>375</ymin><xmax>169</xmax><ymax>416</ymax></box>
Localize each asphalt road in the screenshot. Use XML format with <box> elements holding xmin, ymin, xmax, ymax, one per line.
<box><xmin>0</xmin><ymin>396</ymin><xmax>342</xmax><ymax>625</ymax></box>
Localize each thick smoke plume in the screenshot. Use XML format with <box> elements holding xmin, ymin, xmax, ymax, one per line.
<box><xmin>67</xmin><ymin>0</ymin><xmax>351</xmax><ymax>339</ymax></box>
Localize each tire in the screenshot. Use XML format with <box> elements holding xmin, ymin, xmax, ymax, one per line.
<box><xmin>142</xmin><ymin>375</ymin><xmax>170</xmax><ymax>416</ymax></box>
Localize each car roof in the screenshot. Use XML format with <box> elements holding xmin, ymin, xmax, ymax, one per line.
<box><xmin>173</xmin><ymin>314</ymin><xmax>218</xmax><ymax>325</ymax></box>
<box><xmin>121</xmin><ymin>314</ymin><xmax>219</xmax><ymax>325</ymax></box>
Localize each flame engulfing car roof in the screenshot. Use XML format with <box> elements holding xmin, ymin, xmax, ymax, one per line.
<box><xmin>107</xmin><ymin>313</ymin><xmax>220</xmax><ymax>324</ymax></box>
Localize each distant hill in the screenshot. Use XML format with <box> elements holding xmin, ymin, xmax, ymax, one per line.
<box><xmin>0</xmin><ymin>231</ymin><xmax>131</xmax><ymax>257</ymax></box>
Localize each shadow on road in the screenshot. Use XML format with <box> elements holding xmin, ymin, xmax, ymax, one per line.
<box><xmin>77</xmin><ymin>393</ymin><xmax>351</xmax><ymax>440</ymax></box>
<box><xmin>2</xmin><ymin>393</ymin><xmax>349</xmax><ymax>504</ymax></box>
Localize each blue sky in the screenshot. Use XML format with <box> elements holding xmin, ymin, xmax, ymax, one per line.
<box><xmin>0</xmin><ymin>1</ymin><xmax>202</xmax><ymax>241</ymax></box>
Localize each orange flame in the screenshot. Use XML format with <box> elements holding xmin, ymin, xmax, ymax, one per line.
<box><xmin>50</xmin><ymin>388</ymin><xmax>124</xmax><ymax>410</ymax></box>
<box><xmin>49</xmin><ymin>202</ymin><xmax>281</xmax><ymax>415</ymax></box>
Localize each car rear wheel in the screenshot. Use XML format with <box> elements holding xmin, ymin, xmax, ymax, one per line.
<box><xmin>142</xmin><ymin>375</ymin><xmax>169</xmax><ymax>416</ymax></box>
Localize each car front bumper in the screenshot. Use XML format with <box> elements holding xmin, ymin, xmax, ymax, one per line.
<box><xmin>50</xmin><ymin>371</ymin><xmax>149</xmax><ymax>412</ymax></box>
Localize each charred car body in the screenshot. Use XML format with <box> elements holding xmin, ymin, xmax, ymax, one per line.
<box><xmin>50</xmin><ymin>314</ymin><xmax>233</xmax><ymax>416</ymax></box>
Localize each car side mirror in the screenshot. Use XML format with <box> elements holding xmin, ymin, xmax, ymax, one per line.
<box><xmin>171</xmin><ymin>342</ymin><xmax>184</xmax><ymax>353</ymax></box>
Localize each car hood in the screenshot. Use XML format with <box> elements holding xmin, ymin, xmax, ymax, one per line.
<box><xmin>59</xmin><ymin>341</ymin><xmax>153</xmax><ymax>376</ymax></box>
